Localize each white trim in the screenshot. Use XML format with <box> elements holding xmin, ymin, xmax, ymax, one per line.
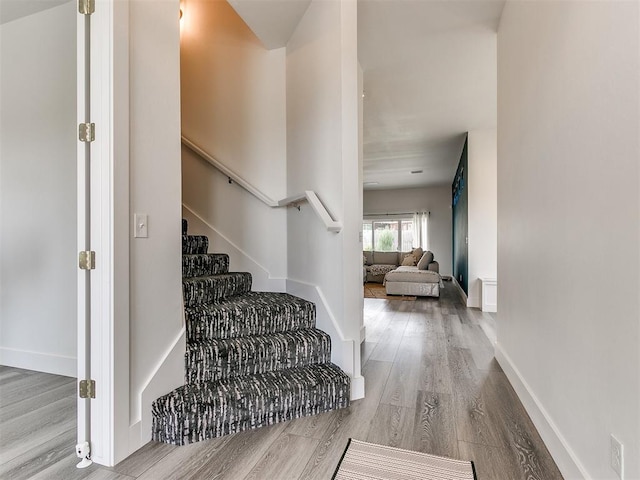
<box><xmin>77</xmin><ymin>0</ymin><xmax>130</xmax><ymax>467</ymax></box>
<box><xmin>351</xmin><ymin>375</ymin><xmax>365</xmax><ymax>400</ymax></box>
<box><xmin>495</xmin><ymin>344</ymin><xmax>590</xmax><ymax>480</ymax></box>
<box><xmin>285</xmin><ymin>278</ymin><xmax>364</xmax><ymax>401</ymax></box>
<box><xmin>76</xmin><ymin>0</ymin><xmax>89</xmax><ymax>456</ymax></box>
<box><xmin>182</xmin><ymin>203</ymin><xmax>287</xmax><ymax>292</ymax></box>
<box><xmin>451</xmin><ymin>276</ymin><xmax>468</xmax><ymax>304</ymax></box>
<box><xmin>286</xmin><ymin>278</ymin><xmax>346</xmax><ymax>339</ymax></box>
<box><xmin>479</xmin><ymin>277</ymin><xmax>497</xmax><ymax>313</ymax></box>
<box><xmin>135</xmin><ymin>328</ymin><xmax>186</xmax><ymax>449</ymax></box>
<box><xmin>88</xmin><ymin>0</ymin><xmax>116</xmax><ymax>466</ymax></box>
<box><xmin>360</xmin><ymin>325</ymin><xmax>366</xmax><ymax>343</ymax></box>
<box><xmin>135</xmin><ymin>327</ymin><xmax>185</xmax><ymax>424</ymax></box>
<box><xmin>0</xmin><ymin>348</ymin><xmax>76</xmax><ymax>377</ymax></box>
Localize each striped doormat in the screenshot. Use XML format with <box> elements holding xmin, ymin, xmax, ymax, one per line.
<box><xmin>332</xmin><ymin>439</ymin><xmax>477</xmax><ymax>480</ymax></box>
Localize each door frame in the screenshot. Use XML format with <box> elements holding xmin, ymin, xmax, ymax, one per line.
<box><xmin>77</xmin><ymin>0</ymin><xmax>130</xmax><ymax>466</ymax></box>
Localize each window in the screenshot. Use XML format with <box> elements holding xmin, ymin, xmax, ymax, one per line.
<box><xmin>373</xmin><ymin>221</ymin><xmax>398</xmax><ymax>251</ymax></box>
<box><xmin>400</xmin><ymin>220</ymin><xmax>413</xmax><ymax>252</ymax></box>
<box><xmin>362</xmin><ymin>222</ymin><xmax>373</xmax><ymax>251</ymax></box>
<box><xmin>362</xmin><ymin>217</ymin><xmax>421</xmax><ymax>252</ymax></box>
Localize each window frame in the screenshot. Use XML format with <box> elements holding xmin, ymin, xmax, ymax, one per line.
<box><xmin>362</xmin><ymin>217</ymin><xmax>414</xmax><ymax>252</ymax></box>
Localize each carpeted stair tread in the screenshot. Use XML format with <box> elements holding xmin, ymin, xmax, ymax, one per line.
<box><xmin>183</xmin><ymin>272</ymin><xmax>252</xmax><ymax>306</ymax></box>
<box><xmin>182</xmin><ymin>234</ymin><xmax>208</xmax><ymax>255</ymax></box>
<box><xmin>152</xmin><ymin>363</ymin><xmax>350</xmax><ymax>445</ymax></box>
<box><xmin>182</xmin><ymin>253</ymin><xmax>229</xmax><ymax>278</ymax></box>
<box><xmin>185</xmin><ymin>329</ymin><xmax>331</xmax><ymax>383</ymax></box>
<box><xmin>184</xmin><ymin>292</ymin><xmax>316</xmax><ymax>341</ymax></box>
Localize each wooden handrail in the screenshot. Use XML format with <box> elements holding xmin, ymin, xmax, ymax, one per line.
<box><xmin>181</xmin><ymin>136</ymin><xmax>342</xmax><ymax>232</ymax></box>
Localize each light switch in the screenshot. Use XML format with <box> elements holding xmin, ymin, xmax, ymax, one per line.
<box><xmin>134</xmin><ymin>214</ymin><xmax>148</xmax><ymax>238</ymax></box>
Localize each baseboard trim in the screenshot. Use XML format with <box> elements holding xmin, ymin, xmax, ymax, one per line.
<box><xmin>0</xmin><ymin>347</ymin><xmax>76</xmax><ymax>377</ymax></box>
<box><xmin>466</xmin><ymin>293</ymin><xmax>481</xmax><ymax>309</ymax></box>
<box><xmin>129</xmin><ymin>327</ymin><xmax>186</xmax><ymax>456</ymax></box>
<box><xmin>351</xmin><ymin>374</ymin><xmax>365</xmax><ymax>400</ymax></box>
<box><xmin>451</xmin><ymin>277</ymin><xmax>468</xmax><ymax>304</ymax></box>
<box><xmin>182</xmin><ymin>203</ymin><xmax>286</xmax><ymax>292</ymax></box>
<box><xmin>495</xmin><ymin>344</ymin><xmax>589</xmax><ymax>480</ymax></box>
<box><xmin>286</xmin><ymin>278</ymin><xmax>364</xmax><ymax>400</ymax></box>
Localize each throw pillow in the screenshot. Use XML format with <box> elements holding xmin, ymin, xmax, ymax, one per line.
<box><xmin>412</xmin><ymin>247</ymin><xmax>424</xmax><ymax>260</ymax></box>
<box><xmin>401</xmin><ymin>254</ymin><xmax>416</xmax><ymax>266</ymax></box>
<box><xmin>417</xmin><ymin>251</ymin><xmax>434</xmax><ymax>270</ymax></box>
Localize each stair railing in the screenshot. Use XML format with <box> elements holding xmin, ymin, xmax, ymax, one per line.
<box><xmin>181</xmin><ymin>136</ymin><xmax>342</xmax><ymax>233</ymax></box>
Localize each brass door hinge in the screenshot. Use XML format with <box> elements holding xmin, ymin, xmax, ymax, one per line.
<box><xmin>79</xmin><ymin>123</ymin><xmax>95</xmax><ymax>143</ymax></box>
<box><xmin>79</xmin><ymin>379</ymin><xmax>96</xmax><ymax>399</ymax></box>
<box><xmin>79</xmin><ymin>0</ymin><xmax>95</xmax><ymax>15</ymax></box>
<box><xmin>79</xmin><ymin>251</ymin><xmax>95</xmax><ymax>270</ymax></box>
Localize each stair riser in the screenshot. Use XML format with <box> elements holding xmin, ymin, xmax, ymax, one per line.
<box><xmin>182</xmin><ymin>254</ymin><xmax>229</xmax><ymax>278</ymax></box>
<box><xmin>185</xmin><ymin>331</ymin><xmax>331</xmax><ymax>383</ymax></box>
<box><xmin>182</xmin><ymin>235</ymin><xmax>208</xmax><ymax>255</ymax></box>
<box><xmin>153</xmin><ymin>400</ymin><xmax>347</xmax><ymax>446</ymax></box>
<box><xmin>185</xmin><ymin>302</ymin><xmax>315</xmax><ymax>341</ymax></box>
<box><xmin>152</xmin><ymin>368</ymin><xmax>350</xmax><ymax>445</ymax></box>
<box><xmin>183</xmin><ymin>274</ymin><xmax>252</xmax><ymax>306</ymax></box>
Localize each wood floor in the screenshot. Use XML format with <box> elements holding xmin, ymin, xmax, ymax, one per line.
<box><xmin>0</xmin><ymin>283</ymin><xmax>563</xmax><ymax>479</ymax></box>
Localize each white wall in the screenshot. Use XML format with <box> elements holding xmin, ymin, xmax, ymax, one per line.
<box><xmin>0</xmin><ymin>1</ymin><xmax>77</xmax><ymax>376</ymax></box>
<box><xmin>497</xmin><ymin>2</ymin><xmax>639</xmax><ymax>479</ymax></box>
<box><xmin>363</xmin><ymin>186</ymin><xmax>453</xmax><ymax>276</ymax></box>
<box><xmin>127</xmin><ymin>0</ymin><xmax>183</xmax><ymax>454</ymax></box>
<box><xmin>180</xmin><ymin>0</ymin><xmax>287</xmax><ymax>280</ymax></box>
<box><xmin>286</xmin><ymin>0</ymin><xmax>364</xmax><ymax>398</ymax></box>
<box><xmin>467</xmin><ymin>129</ymin><xmax>497</xmax><ymax>308</ymax></box>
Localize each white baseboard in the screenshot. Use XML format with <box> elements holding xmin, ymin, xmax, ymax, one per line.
<box><xmin>286</xmin><ymin>278</ymin><xmax>364</xmax><ymax>400</ymax></box>
<box><xmin>0</xmin><ymin>347</ymin><xmax>76</xmax><ymax>377</ymax></box>
<box><xmin>495</xmin><ymin>344</ymin><xmax>589</xmax><ymax>480</ymax></box>
<box><xmin>182</xmin><ymin>204</ymin><xmax>286</xmax><ymax>293</ymax></box>
<box><xmin>466</xmin><ymin>293</ymin><xmax>481</xmax><ymax>309</ymax></box>
<box><xmin>351</xmin><ymin>375</ymin><xmax>365</xmax><ymax>400</ymax></box>
<box><xmin>127</xmin><ymin>328</ymin><xmax>185</xmax><ymax>457</ymax></box>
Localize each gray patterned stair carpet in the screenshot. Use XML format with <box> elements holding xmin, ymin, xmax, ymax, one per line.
<box><xmin>152</xmin><ymin>220</ymin><xmax>350</xmax><ymax>445</ymax></box>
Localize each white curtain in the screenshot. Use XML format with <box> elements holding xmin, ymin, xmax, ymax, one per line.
<box><xmin>413</xmin><ymin>212</ymin><xmax>428</xmax><ymax>250</ymax></box>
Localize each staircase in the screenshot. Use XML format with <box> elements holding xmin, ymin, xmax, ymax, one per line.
<box><xmin>151</xmin><ymin>219</ymin><xmax>351</xmax><ymax>445</ymax></box>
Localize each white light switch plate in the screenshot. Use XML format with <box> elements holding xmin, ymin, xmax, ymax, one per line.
<box><xmin>134</xmin><ymin>214</ymin><xmax>148</xmax><ymax>238</ymax></box>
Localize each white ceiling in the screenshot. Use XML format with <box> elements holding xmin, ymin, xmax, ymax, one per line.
<box><xmin>227</xmin><ymin>0</ymin><xmax>311</xmax><ymax>50</ymax></box>
<box><xmin>2</xmin><ymin>0</ymin><xmax>500</xmax><ymax>190</ymax></box>
<box><xmin>0</xmin><ymin>0</ymin><xmax>70</xmax><ymax>25</ymax></box>
<box><xmin>231</xmin><ymin>0</ymin><xmax>504</xmax><ymax>190</ymax></box>
<box><xmin>359</xmin><ymin>0</ymin><xmax>504</xmax><ymax>189</ymax></box>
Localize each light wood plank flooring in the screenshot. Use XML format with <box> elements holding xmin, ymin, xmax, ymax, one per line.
<box><xmin>0</xmin><ymin>283</ymin><xmax>562</xmax><ymax>479</ymax></box>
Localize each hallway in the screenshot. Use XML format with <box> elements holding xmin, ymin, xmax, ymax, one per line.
<box><xmin>0</xmin><ymin>283</ymin><xmax>562</xmax><ymax>479</ymax></box>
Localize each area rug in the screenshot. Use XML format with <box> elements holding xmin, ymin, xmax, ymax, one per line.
<box><xmin>332</xmin><ymin>439</ymin><xmax>477</xmax><ymax>480</ymax></box>
<box><xmin>364</xmin><ymin>283</ymin><xmax>417</xmax><ymax>301</ymax></box>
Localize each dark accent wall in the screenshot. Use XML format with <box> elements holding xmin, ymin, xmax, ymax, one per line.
<box><xmin>452</xmin><ymin>136</ymin><xmax>468</xmax><ymax>294</ymax></box>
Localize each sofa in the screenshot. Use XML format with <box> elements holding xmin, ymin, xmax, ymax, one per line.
<box><xmin>385</xmin><ymin>249</ymin><xmax>441</xmax><ymax>298</ymax></box>
<box><xmin>385</xmin><ymin>267</ymin><xmax>442</xmax><ymax>298</ymax></box>
<box><xmin>363</xmin><ymin>249</ymin><xmax>439</xmax><ymax>283</ymax></box>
